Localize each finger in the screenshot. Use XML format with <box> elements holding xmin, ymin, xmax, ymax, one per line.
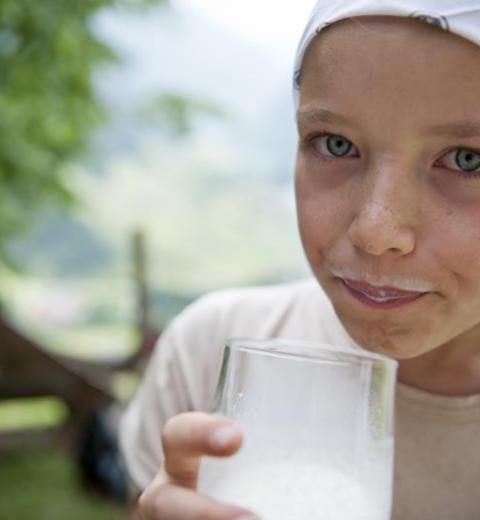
<box><xmin>139</xmin><ymin>482</ymin><xmax>258</xmax><ymax>520</ymax></box>
<box><xmin>162</xmin><ymin>412</ymin><xmax>243</xmax><ymax>488</ymax></box>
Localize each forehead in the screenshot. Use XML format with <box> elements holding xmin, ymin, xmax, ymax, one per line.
<box><xmin>299</xmin><ymin>16</ymin><xmax>480</xmax><ymax>116</ymax></box>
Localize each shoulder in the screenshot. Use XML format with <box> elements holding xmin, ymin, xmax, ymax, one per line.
<box><xmin>167</xmin><ymin>278</ymin><xmax>339</xmax><ymax>347</ymax></box>
<box><xmin>173</xmin><ymin>278</ymin><xmax>318</xmax><ymax>331</ymax></box>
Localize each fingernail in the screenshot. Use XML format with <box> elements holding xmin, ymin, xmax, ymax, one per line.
<box><xmin>210</xmin><ymin>425</ymin><xmax>238</xmax><ymax>450</ymax></box>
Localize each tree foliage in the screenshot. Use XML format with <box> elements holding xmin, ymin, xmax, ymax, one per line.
<box><xmin>140</xmin><ymin>93</ymin><xmax>225</xmax><ymax>137</ymax></box>
<box><xmin>0</xmin><ymin>0</ymin><xmax>165</xmax><ymax>256</ymax></box>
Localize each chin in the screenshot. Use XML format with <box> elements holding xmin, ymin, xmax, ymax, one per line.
<box><xmin>342</xmin><ymin>319</ymin><xmax>428</xmax><ymax>360</ymax></box>
<box><xmin>362</xmin><ymin>342</ymin><xmax>424</xmax><ymax>360</ymax></box>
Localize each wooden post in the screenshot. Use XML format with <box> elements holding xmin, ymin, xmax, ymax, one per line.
<box><xmin>132</xmin><ymin>230</ymin><xmax>149</xmax><ymax>348</ymax></box>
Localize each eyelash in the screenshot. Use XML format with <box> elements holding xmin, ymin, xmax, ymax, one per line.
<box><xmin>305</xmin><ymin>133</ymin><xmax>480</xmax><ymax>179</ymax></box>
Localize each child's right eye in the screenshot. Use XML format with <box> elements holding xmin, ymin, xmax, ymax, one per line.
<box><xmin>312</xmin><ymin>134</ymin><xmax>358</xmax><ymax>159</ymax></box>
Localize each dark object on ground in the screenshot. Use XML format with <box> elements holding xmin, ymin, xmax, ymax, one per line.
<box><xmin>77</xmin><ymin>406</ymin><xmax>128</xmax><ymax>504</ymax></box>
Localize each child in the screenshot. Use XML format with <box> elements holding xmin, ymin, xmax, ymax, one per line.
<box><xmin>121</xmin><ymin>1</ymin><xmax>480</xmax><ymax>518</ymax></box>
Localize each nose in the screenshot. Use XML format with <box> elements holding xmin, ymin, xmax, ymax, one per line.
<box><xmin>347</xmin><ymin>166</ymin><xmax>417</xmax><ymax>257</ymax></box>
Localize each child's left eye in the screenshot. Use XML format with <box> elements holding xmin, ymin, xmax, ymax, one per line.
<box><xmin>439</xmin><ymin>148</ymin><xmax>480</xmax><ymax>174</ymax></box>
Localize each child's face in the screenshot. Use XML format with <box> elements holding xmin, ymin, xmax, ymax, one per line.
<box><xmin>295</xmin><ymin>16</ymin><xmax>480</xmax><ymax>359</ymax></box>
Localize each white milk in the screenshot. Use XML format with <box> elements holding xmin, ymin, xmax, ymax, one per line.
<box><xmin>198</xmin><ymin>454</ymin><xmax>392</xmax><ymax>520</ymax></box>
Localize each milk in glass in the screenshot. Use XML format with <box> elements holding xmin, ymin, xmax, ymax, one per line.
<box><xmin>198</xmin><ymin>339</ymin><xmax>397</xmax><ymax>520</ymax></box>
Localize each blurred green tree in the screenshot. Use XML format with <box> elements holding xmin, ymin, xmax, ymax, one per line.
<box><xmin>0</xmin><ymin>0</ymin><xmax>166</xmax><ymax>259</ymax></box>
<box><xmin>140</xmin><ymin>93</ymin><xmax>226</xmax><ymax>137</ymax></box>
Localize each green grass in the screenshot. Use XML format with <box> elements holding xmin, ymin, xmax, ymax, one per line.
<box><xmin>0</xmin><ymin>397</ymin><xmax>68</xmax><ymax>431</ymax></box>
<box><xmin>33</xmin><ymin>325</ymin><xmax>137</xmax><ymax>361</ymax></box>
<box><xmin>0</xmin><ymin>448</ymin><xmax>128</xmax><ymax>520</ymax></box>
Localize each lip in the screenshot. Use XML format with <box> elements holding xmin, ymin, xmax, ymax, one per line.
<box><xmin>340</xmin><ymin>278</ymin><xmax>427</xmax><ymax>310</ymax></box>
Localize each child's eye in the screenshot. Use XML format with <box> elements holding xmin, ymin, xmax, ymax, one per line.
<box><xmin>439</xmin><ymin>148</ymin><xmax>480</xmax><ymax>174</ymax></box>
<box><xmin>312</xmin><ymin>134</ymin><xmax>358</xmax><ymax>158</ymax></box>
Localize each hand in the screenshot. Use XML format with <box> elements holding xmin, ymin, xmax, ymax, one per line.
<box><xmin>137</xmin><ymin>412</ymin><xmax>258</xmax><ymax>519</ymax></box>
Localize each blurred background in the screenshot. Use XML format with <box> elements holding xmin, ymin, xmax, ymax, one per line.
<box><xmin>0</xmin><ymin>0</ymin><xmax>315</xmax><ymax>517</ymax></box>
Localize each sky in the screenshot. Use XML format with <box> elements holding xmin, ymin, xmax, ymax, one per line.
<box><xmin>174</xmin><ymin>0</ymin><xmax>316</xmax><ymax>61</ymax></box>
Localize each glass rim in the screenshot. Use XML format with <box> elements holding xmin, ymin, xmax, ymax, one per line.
<box><xmin>226</xmin><ymin>337</ymin><xmax>398</xmax><ymax>368</ymax></box>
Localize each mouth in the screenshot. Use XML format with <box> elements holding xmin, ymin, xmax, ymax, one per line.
<box><xmin>340</xmin><ymin>277</ymin><xmax>428</xmax><ymax>310</ymax></box>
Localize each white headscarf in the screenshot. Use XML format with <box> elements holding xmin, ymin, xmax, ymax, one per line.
<box><xmin>293</xmin><ymin>0</ymin><xmax>480</xmax><ymax>104</ymax></box>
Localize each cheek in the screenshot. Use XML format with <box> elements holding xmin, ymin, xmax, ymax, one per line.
<box><xmin>429</xmin><ymin>174</ymin><xmax>480</xmax><ymax>264</ymax></box>
<box><xmin>431</xmin><ymin>199</ymin><xmax>480</xmax><ymax>283</ymax></box>
<box><xmin>441</xmin><ymin>236</ymin><xmax>480</xmax><ymax>324</ymax></box>
<box><xmin>412</xmin><ymin>198</ymin><xmax>480</xmax><ymax>335</ymax></box>
<box><xmin>295</xmin><ymin>158</ymin><xmax>352</xmax><ymax>253</ymax></box>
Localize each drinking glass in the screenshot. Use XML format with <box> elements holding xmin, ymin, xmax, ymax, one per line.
<box><xmin>198</xmin><ymin>338</ymin><xmax>397</xmax><ymax>520</ymax></box>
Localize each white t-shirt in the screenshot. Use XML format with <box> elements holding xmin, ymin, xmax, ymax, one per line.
<box><xmin>120</xmin><ymin>279</ymin><xmax>480</xmax><ymax>520</ymax></box>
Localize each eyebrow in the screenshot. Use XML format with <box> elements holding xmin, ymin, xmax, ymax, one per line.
<box><xmin>297</xmin><ymin>109</ymin><xmax>480</xmax><ymax>140</ymax></box>
<box><xmin>296</xmin><ymin>108</ymin><xmax>352</xmax><ymax>128</ymax></box>
<box><xmin>426</xmin><ymin>122</ymin><xmax>480</xmax><ymax>139</ymax></box>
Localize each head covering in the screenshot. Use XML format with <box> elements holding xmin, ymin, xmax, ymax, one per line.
<box><xmin>293</xmin><ymin>0</ymin><xmax>480</xmax><ymax>105</ymax></box>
